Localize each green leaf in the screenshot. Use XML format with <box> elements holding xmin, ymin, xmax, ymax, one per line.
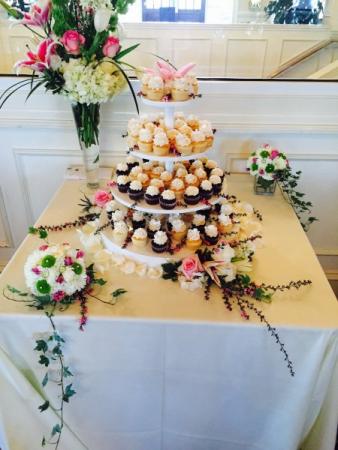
<box><xmin>35</xmin><ymin>340</ymin><xmax>48</xmax><ymax>353</ymax></box>
<box><xmin>42</xmin><ymin>436</ymin><xmax>46</xmax><ymax>447</ymax></box>
<box><xmin>239</xmin><ymin>274</ymin><xmax>251</xmax><ymax>286</ymax></box>
<box><xmin>63</xmin><ymin>384</ymin><xmax>76</xmax><ymax>403</ymax></box>
<box><xmin>51</xmin><ymin>424</ymin><xmax>61</xmax><ymax>437</ymax></box>
<box><xmin>42</xmin><ymin>373</ymin><xmax>49</xmax><ymax>387</ymax></box>
<box><xmin>93</xmin><ymin>278</ymin><xmax>107</xmax><ymax>286</ymax></box>
<box><xmin>39</xmin><ymin>229</ymin><xmax>48</xmax><ymax>239</ymax></box>
<box><xmin>63</xmin><ymin>366</ymin><xmax>73</xmax><ymax>378</ymax></box>
<box><xmin>6</xmin><ymin>285</ymin><xmax>28</xmax><ymax>296</ymax></box>
<box><xmin>53</xmin><ymin>332</ymin><xmax>65</xmax><ymax>343</ymax></box>
<box><xmin>28</xmin><ymin>226</ymin><xmax>38</xmax><ymax>235</ymax></box>
<box><xmin>112</xmin><ymin>288</ymin><xmax>127</xmax><ymax>298</ymax></box>
<box><xmin>52</xmin><ymin>345</ymin><xmax>62</xmax><ymax>356</ymax></box>
<box><xmin>114</xmin><ymin>43</ymin><xmax>140</xmax><ymax>61</ymax></box>
<box><xmin>93</xmin><ymin>154</ymin><xmax>100</xmax><ymax>164</ymax></box>
<box><xmin>39</xmin><ymin>355</ymin><xmax>50</xmax><ymax>367</ymax></box>
<box><xmin>38</xmin><ymin>400</ymin><xmax>50</xmax><ymax>412</ymax></box>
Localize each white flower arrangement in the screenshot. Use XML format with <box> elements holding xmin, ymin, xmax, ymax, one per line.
<box><xmin>24</xmin><ymin>243</ymin><xmax>87</xmax><ymax>300</ymax></box>
<box><xmin>246</xmin><ymin>145</ymin><xmax>289</xmax><ymax>181</ymax></box>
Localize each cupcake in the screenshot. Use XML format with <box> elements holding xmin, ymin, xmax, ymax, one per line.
<box><xmin>142</xmin><ymin>161</ymin><xmax>154</xmax><ymax>175</ymax></box>
<box><xmin>210</xmin><ymin>167</ymin><xmax>224</xmax><ymax>180</ymax></box>
<box><xmin>195</xmin><ymin>168</ymin><xmax>207</xmax><ymax>181</ymax></box>
<box><xmin>166</xmin><ymin>214</ymin><xmax>180</xmax><ymax>232</ymax></box>
<box><xmin>111</xmin><ymin>209</ymin><xmax>126</xmax><ymax>224</ymax></box>
<box><xmin>153</xmin><ymin>131</ymin><xmax>170</xmax><ymax>156</ymax></box>
<box><xmin>184</xmin><ymin>186</ymin><xmax>200</xmax><ymax>205</ymax></box>
<box><xmin>203</xmin><ymin>224</ymin><xmax>219</xmax><ymax>245</ymax></box>
<box><xmin>145</xmin><ymin>185</ymin><xmax>160</xmax><ymax>205</ymax></box>
<box><xmin>174</xmin><ymin>118</ymin><xmax>186</xmax><ymax>129</ymax></box>
<box><xmin>185</xmin><ymin>173</ymin><xmax>199</xmax><ymax>187</ymax></box>
<box><xmin>150</xmin><ymin>178</ymin><xmax>165</xmax><ymax>191</ymax></box>
<box><xmin>147</xmin><ymin>218</ymin><xmax>162</xmax><ymax>239</ymax></box>
<box><xmin>151</xmin><ymin>165</ymin><xmax>165</xmax><ymax>179</ymax></box>
<box><xmin>178</xmin><ymin>124</ymin><xmax>193</xmax><ymax>138</ymax></box>
<box><xmin>186</xmin><ymin>73</ymin><xmax>199</xmax><ymax>96</ymax></box>
<box><xmin>221</xmin><ymin>203</ymin><xmax>234</xmax><ymax>216</ymax></box>
<box><xmin>105</xmin><ymin>200</ymin><xmax>118</xmax><ymax>220</ymax></box>
<box><xmin>138</xmin><ymin>129</ymin><xmax>153</xmax><ymax>153</ymax></box>
<box><xmin>167</xmin><ymin>128</ymin><xmax>179</xmax><ymax>151</ymax></box>
<box><xmin>172</xmin><ymin>77</ymin><xmax>190</xmax><ymax>101</ymax></box>
<box><xmin>210</xmin><ymin>175</ymin><xmax>223</xmax><ymax>194</ymax></box>
<box><xmin>192</xmin><ymin>213</ymin><xmax>206</xmax><ymax>232</ymax></box>
<box><xmin>116</xmin><ymin>162</ymin><xmax>129</xmax><ymax>176</ymax></box>
<box><xmin>117</xmin><ymin>175</ymin><xmax>130</xmax><ymax>193</ymax></box>
<box><xmin>199</xmin><ymin>120</ymin><xmax>214</xmax><ymax>148</ymax></box>
<box><xmin>113</xmin><ymin>221</ymin><xmax>128</xmax><ymax>245</ymax></box>
<box><xmin>218</xmin><ymin>214</ymin><xmax>233</xmax><ymax>234</ymax></box>
<box><xmin>128</xmin><ymin>180</ymin><xmax>144</xmax><ymax>201</ymax></box>
<box><xmin>191</xmin><ymin>130</ymin><xmax>208</xmax><ymax>153</ymax></box>
<box><xmin>147</xmin><ymin>76</ymin><xmax>164</xmax><ymax>101</ymax></box>
<box><xmin>137</xmin><ymin>172</ymin><xmax>150</xmax><ymax>188</ymax></box>
<box><xmin>160</xmin><ymin>171</ymin><xmax>173</xmax><ymax>188</ymax></box>
<box><xmin>129</xmin><ymin>165</ymin><xmax>143</xmax><ymax>180</ymax></box>
<box><xmin>187</xmin><ymin>114</ymin><xmax>199</xmax><ymax>131</ymax></box>
<box><xmin>191</xmin><ymin>160</ymin><xmax>203</xmax><ymax>171</ymax></box>
<box><xmin>176</xmin><ymin>167</ymin><xmax>188</xmax><ymax>179</ymax></box>
<box><xmin>132</xmin><ymin>211</ymin><xmax>146</xmax><ymax>230</ymax></box>
<box><xmin>171</xmin><ymin>219</ymin><xmax>187</xmax><ymax>242</ymax></box>
<box><xmin>126</xmin><ymin>156</ymin><xmax>139</xmax><ymax>171</ymax></box>
<box><xmin>160</xmin><ymin>190</ymin><xmax>177</xmax><ymax>210</ymax></box>
<box><xmin>131</xmin><ymin>228</ymin><xmax>148</xmax><ymax>248</ymax></box>
<box><xmin>175</xmin><ymin>133</ymin><xmax>192</xmax><ymax>156</ymax></box>
<box><xmin>140</xmin><ymin>73</ymin><xmax>150</xmax><ymax>96</ymax></box>
<box><xmin>200</xmin><ymin>180</ymin><xmax>213</xmax><ymax>200</ymax></box>
<box><xmin>205</xmin><ymin>159</ymin><xmax>218</xmax><ymax>175</ymax></box>
<box><xmin>186</xmin><ymin>228</ymin><xmax>202</xmax><ymax>250</ymax></box>
<box><xmin>170</xmin><ymin>178</ymin><xmax>185</xmax><ymax>201</ymax></box>
<box><xmin>127</xmin><ymin>119</ymin><xmax>142</xmax><ymax>148</ymax></box>
<box><xmin>152</xmin><ymin>230</ymin><xmax>169</xmax><ymax>253</ymax></box>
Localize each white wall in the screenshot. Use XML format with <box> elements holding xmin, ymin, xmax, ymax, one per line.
<box><xmin>0</xmin><ymin>78</ymin><xmax>337</xmax><ymax>284</ymax></box>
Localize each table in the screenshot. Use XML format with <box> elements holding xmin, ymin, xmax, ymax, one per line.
<box><xmin>0</xmin><ymin>174</ymin><xmax>337</xmax><ymax>450</ymax></box>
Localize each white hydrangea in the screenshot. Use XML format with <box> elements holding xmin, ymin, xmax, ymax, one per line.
<box><xmin>62</xmin><ymin>58</ymin><xmax>125</xmax><ymax>104</ymax></box>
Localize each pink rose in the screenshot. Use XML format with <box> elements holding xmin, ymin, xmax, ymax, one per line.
<box><xmin>270</xmin><ymin>149</ymin><xmax>279</xmax><ymax>160</ymax></box>
<box><xmin>60</xmin><ymin>30</ymin><xmax>85</xmax><ymax>55</ymax></box>
<box><xmin>39</xmin><ymin>244</ymin><xmax>49</xmax><ymax>251</ymax></box>
<box><xmin>53</xmin><ymin>291</ymin><xmax>65</xmax><ymax>302</ymax></box>
<box><xmin>94</xmin><ymin>190</ymin><xmax>112</xmax><ymax>207</ymax></box>
<box><xmin>102</xmin><ymin>36</ymin><xmax>120</xmax><ymax>58</ymax></box>
<box><xmin>76</xmin><ymin>250</ymin><xmax>85</xmax><ymax>259</ymax></box>
<box><xmin>64</xmin><ymin>256</ymin><xmax>73</xmax><ymax>266</ymax></box>
<box><xmin>181</xmin><ymin>254</ymin><xmax>204</xmax><ymax>281</ymax></box>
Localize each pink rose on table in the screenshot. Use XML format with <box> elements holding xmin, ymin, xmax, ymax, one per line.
<box><xmin>60</xmin><ymin>30</ymin><xmax>85</xmax><ymax>55</ymax></box>
<box><xmin>94</xmin><ymin>190</ymin><xmax>112</xmax><ymax>207</ymax></box>
<box><xmin>52</xmin><ymin>291</ymin><xmax>65</xmax><ymax>302</ymax></box>
<box><xmin>270</xmin><ymin>149</ymin><xmax>280</xmax><ymax>160</ymax></box>
<box><xmin>181</xmin><ymin>254</ymin><xmax>204</xmax><ymax>281</ymax></box>
<box><xmin>102</xmin><ymin>36</ymin><xmax>120</xmax><ymax>58</ymax></box>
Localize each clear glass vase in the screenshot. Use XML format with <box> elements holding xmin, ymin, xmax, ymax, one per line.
<box><xmin>71</xmin><ymin>103</ymin><xmax>100</xmax><ymax>189</ymax></box>
<box><xmin>254</xmin><ymin>176</ymin><xmax>277</xmax><ymax>195</ymax></box>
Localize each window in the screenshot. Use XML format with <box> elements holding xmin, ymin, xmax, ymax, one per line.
<box><xmin>142</xmin><ymin>0</ymin><xmax>206</xmax><ymax>23</ymax></box>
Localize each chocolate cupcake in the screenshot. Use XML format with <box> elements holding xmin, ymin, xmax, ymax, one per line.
<box><xmin>132</xmin><ymin>211</ymin><xmax>146</xmax><ymax>230</ymax></box>
<box><xmin>210</xmin><ymin>167</ymin><xmax>225</xmax><ymax>182</ymax></box>
<box><xmin>210</xmin><ymin>175</ymin><xmax>222</xmax><ymax>195</ymax></box>
<box><xmin>128</xmin><ymin>180</ymin><xmax>144</xmax><ymax>201</ymax></box>
<box><xmin>144</xmin><ymin>185</ymin><xmax>160</xmax><ymax>205</ymax></box>
<box><xmin>117</xmin><ymin>175</ymin><xmax>130</xmax><ymax>193</ymax></box>
<box><xmin>184</xmin><ymin>186</ymin><xmax>201</xmax><ymax>205</ymax></box>
<box><xmin>105</xmin><ymin>200</ymin><xmax>118</xmax><ymax>221</ymax></box>
<box><xmin>126</xmin><ymin>156</ymin><xmax>139</xmax><ymax>171</ymax></box>
<box><xmin>200</xmin><ymin>180</ymin><xmax>213</xmax><ymax>200</ymax></box>
<box><xmin>116</xmin><ymin>162</ymin><xmax>129</xmax><ymax>177</ymax></box>
<box><xmin>152</xmin><ymin>230</ymin><xmax>169</xmax><ymax>253</ymax></box>
<box><xmin>204</xmin><ymin>159</ymin><xmax>218</xmax><ymax>176</ymax></box>
<box><xmin>147</xmin><ymin>218</ymin><xmax>161</xmax><ymax>239</ymax></box>
<box><xmin>192</xmin><ymin>213</ymin><xmax>206</xmax><ymax>232</ymax></box>
<box><xmin>203</xmin><ymin>224</ymin><xmax>219</xmax><ymax>245</ymax></box>
<box><xmin>160</xmin><ymin>190</ymin><xmax>177</xmax><ymax>210</ymax></box>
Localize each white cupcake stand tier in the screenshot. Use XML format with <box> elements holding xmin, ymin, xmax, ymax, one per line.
<box><xmin>100</xmin><ymin>95</ymin><xmax>222</xmax><ymax>267</ymax></box>
<box><xmin>128</xmin><ymin>148</ymin><xmax>211</xmax><ymax>173</ymax></box>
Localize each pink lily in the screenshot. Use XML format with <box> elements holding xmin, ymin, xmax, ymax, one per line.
<box><xmin>15</xmin><ymin>38</ymin><xmax>56</xmax><ymax>73</ymax></box>
<box><xmin>20</xmin><ymin>0</ymin><xmax>51</xmax><ymax>27</ymax></box>
<box><xmin>202</xmin><ymin>261</ymin><xmax>224</xmax><ymax>288</ymax></box>
<box><xmin>175</xmin><ymin>62</ymin><xmax>196</xmax><ymax>77</ymax></box>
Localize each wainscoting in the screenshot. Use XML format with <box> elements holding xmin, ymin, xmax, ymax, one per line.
<box><xmin>0</xmin><ymin>78</ymin><xmax>337</xmax><ymax>286</ymax></box>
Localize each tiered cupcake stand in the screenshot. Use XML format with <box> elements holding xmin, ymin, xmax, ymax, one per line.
<box><xmin>100</xmin><ymin>98</ymin><xmax>224</xmax><ymax>267</ymax></box>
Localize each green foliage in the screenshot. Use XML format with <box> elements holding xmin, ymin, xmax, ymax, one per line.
<box><xmin>35</xmin><ymin>339</ymin><xmax>48</xmax><ymax>353</ymax></box>
<box><xmin>51</xmin><ymin>424</ymin><xmax>62</xmax><ymax>437</ymax></box>
<box><xmin>29</xmin><ymin>226</ymin><xmax>48</xmax><ymax>240</ymax></box>
<box><xmin>115</xmin><ymin>43</ymin><xmax>140</xmax><ymax>61</ymax></box>
<box><xmin>276</xmin><ymin>168</ymin><xmax>318</xmax><ymax>231</ymax></box>
<box><xmin>63</xmin><ymin>384</ymin><xmax>76</xmax><ymax>402</ymax></box>
<box><xmin>42</xmin><ymin>373</ymin><xmax>49</xmax><ymax>387</ymax></box>
<box><xmin>38</xmin><ymin>400</ymin><xmax>50</xmax><ymax>412</ymax></box>
<box><xmin>112</xmin><ymin>288</ymin><xmax>127</xmax><ymax>298</ymax></box>
<box><xmin>39</xmin><ymin>355</ymin><xmax>50</xmax><ymax>367</ymax></box>
<box><xmin>6</xmin><ymin>285</ymin><xmax>28</xmax><ymax>297</ymax></box>
<box><xmin>161</xmin><ymin>262</ymin><xmax>181</xmax><ymax>281</ymax></box>
<box><xmin>51</xmin><ymin>0</ymin><xmax>76</xmax><ymax>36</ymax></box>
<box><xmin>93</xmin><ymin>278</ymin><xmax>107</xmax><ymax>286</ymax></box>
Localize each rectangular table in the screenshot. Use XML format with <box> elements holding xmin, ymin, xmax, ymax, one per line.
<box><xmin>0</xmin><ymin>174</ymin><xmax>337</xmax><ymax>450</ymax></box>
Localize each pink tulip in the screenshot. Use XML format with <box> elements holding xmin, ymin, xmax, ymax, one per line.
<box><xmin>20</xmin><ymin>0</ymin><xmax>51</xmax><ymax>27</ymax></box>
<box><xmin>102</xmin><ymin>36</ymin><xmax>120</xmax><ymax>58</ymax></box>
<box><xmin>15</xmin><ymin>38</ymin><xmax>56</xmax><ymax>73</ymax></box>
<box><xmin>60</xmin><ymin>30</ymin><xmax>85</xmax><ymax>56</ymax></box>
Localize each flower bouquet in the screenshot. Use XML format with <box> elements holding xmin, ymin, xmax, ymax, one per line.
<box><xmin>246</xmin><ymin>144</ymin><xmax>288</xmax><ymax>195</ymax></box>
<box><xmin>0</xmin><ymin>0</ymin><xmax>138</xmax><ymax>188</ymax></box>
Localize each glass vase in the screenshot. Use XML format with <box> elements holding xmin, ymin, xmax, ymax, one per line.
<box><xmin>71</xmin><ymin>103</ymin><xmax>101</xmax><ymax>189</ymax></box>
<box><xmin>254</xmin><ymin>176</ymin><xmax>277</xmax><ymax>195</ymax></box>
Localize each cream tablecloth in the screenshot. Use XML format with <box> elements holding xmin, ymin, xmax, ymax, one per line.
<box><xmin>0</xmin><ymin>174</ymin><xmax>337</xmax><ymax>450</ymax></box>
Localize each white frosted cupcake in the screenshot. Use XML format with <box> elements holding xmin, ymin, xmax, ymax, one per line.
<box><xmin>170</xmin><ymin>178</ymin><xmax>185</xmax><ymax>201</ymax></box>
<box><xmin>195</xmin><ymin>168</ymin><xmax>208</xmax><ymax>181</ymax></box>
<box><xmin>186</xmin><ymin>228</ymin><xmax>202</xmax><ymax>250</ymax></box>
<box><xmin>192</xmin><ymin>213</ymin><xmax>206</xmax><ymax>231</ymax></box>
<box><xmin>191</xmin><ymin>160</ymin><xmax>204</xmax><ymax>171</ymax></box>
<box><xmin>151</xmin><ymin>165</ymin><xmax>165</xmax><ymax>179</ymax></box>
<box><xmin>172</xmin><ymin>77</ymin><xmax>190</xmax><ymax>101</ymax></box>
<box><xmin>147</xmin><ymin>76</ymin><xmax>164</xmax><ymax>101</ymax></box>
<box><xmin>204</xmin><ymin>224</ymin><xmax>219</xmax><ymax>245</ymax></box>
<box><xmin>117</xmin><ymin>175</ymin><xmax>130</xmax><ymax>193</ymax></box>
<box><xmin>138</xmin><ymin>128</ymin><xmax>153</xmax><ymax>153</ymax></box>
<box><xmin>175</xmin><ymin>133</ymin><xmax>192</xmax><ymax>156</ymax></box>
<box><xmin>218</xmin><ymin>214</ymin><xmax>232</xmax><ymax>234</ymax></box>
<box><xmin>113</xmin><ymin>221</ymin><xmax>128</xmax><ymax>245</ymax></box>
<box><xmin>116</xmin><ymin>162</ymin><xmax>129</xmax><ymax>176</ymax></box>
<box><xmin>221</xmin><ymin>203</ymin><xmax>234</xmax><ymax>216</ymax></box>
<box><xmin>129</xmin><ymin>165</ymin><xmax>143</xmax><ymax>180</ymax></box>
<box><xmin>111</xmin><ymin>209</ymin><xmax>126</xmax><ymax>223</ymax></box>
<box><xmin>150</xmin><ymin>178</ymin><xmax>165</xmax><ymax>191</ymax></box>
<box><xmin>152</xmin><ymin>230</ymin><xmax>169</xmax><ymax>253</ymax></box>
<box><xmin>147</xmin><ymin>218</ymin><xmax>161</xmax><ymax>238</ymax></box>
<box><xmin>191</xmin><ymin>130</ymin><xmax>208</xmax><ymax>153</ymax></box>
<box><xmin>210</xmin><ymin>167</ymin><xmax>224</xmax><ymax>179</ymax></box>
<box><xmin>160</xmin><ymin>170</ymin><xmax>173</xmax><ymax>188</ymax></box>
<box><xmin>185</xmin><ymin>173</ymin><xmax>199</xmax><ymax>187</ymax></box>
<box><xmin>132</xmin><ymin>227</ymin><xmax>148</xmax><ymax>248</ymax></box>
<box><xmin>199</xmin><ymin>120</ymin><xmax>214</xmax><ymax>148</ymax></box>
<box><xmin>160</xmin><ymin>189</ymin><xmax>177</xmax><ymax>210</ymax></box>
<box><xmin>171</xmin><ymin>219</ymin><xmax>187</xmax><ymax>242</ymax></box>
<box><xmin>187</xmin><ymin>114</ymin><xmax>199</xmax><ymax>130</ymax></box>
<box><xmin>140</xmin><ymin>73</ymin><xmax>151</xmax><ymax>95</ymax></box>
<box><xmin>153</xmin><ymin>132</ymin><xmax>169</xmax><ymax>156</ymax></box>
<box><xmin>137</xmin><ymin>172</ymin><xmax>150</xmax><ymax>187</ymax></box>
